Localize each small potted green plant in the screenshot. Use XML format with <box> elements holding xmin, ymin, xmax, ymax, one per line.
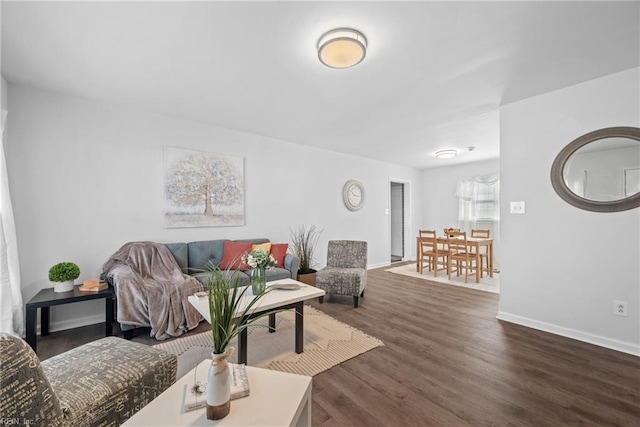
<box><xmin>289</xmin><ymin>224</ymin><xmax>322</xmax><ymax>286</ymax></box>
<box><xmin>49</xmin><ymin>262</ymin><xmax>80</xmax><ymax>293</ymax></box>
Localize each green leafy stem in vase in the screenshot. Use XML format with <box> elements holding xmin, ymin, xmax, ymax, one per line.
<box><xmin>206</xmin><ymin>267</ymin><xmax>280</xmax><ymax>355</ymax></box>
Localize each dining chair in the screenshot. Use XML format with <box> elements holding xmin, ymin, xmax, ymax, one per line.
<box><xmin>417</xmin><ymin>230</ymin><xmax>448</xmax><ymax>277</ymax></box>
<box><xmin>471</xmin><ymin>229</ymin><xmax>490</xmax><ymax>277</ymax></box>
<box><xmin>417</xmin><ymin>230</ymin><xmax>435</xmax><ymax>271</ymax></box>
<box><xmin>446</xmin><ymin>230</ymin><xmax>476</xmax><ymax>283</ymax></box>
<box><xmin>417</xmin><ymin>230</ymin><xmax>435</xmax><ymax>273</ymax></box>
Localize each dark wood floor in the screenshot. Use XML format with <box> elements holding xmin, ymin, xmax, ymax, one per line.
<box><xmin>36</xmin><ymin>264</ymin><xmax>640</xmax><ymax>426</ymax></box>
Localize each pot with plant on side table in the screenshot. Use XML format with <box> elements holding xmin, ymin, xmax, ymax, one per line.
<box><xmin>49</xmin><ymin>261</ymin><xmax>80</xmax><ymax>293</ymax></box>
<box><xmin>290</xmin><ymin>225</ymin><xmax>322</xmax><ymax>287</ymax></box>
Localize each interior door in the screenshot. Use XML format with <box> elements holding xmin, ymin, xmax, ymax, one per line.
<box><xmin>390</xmin><ymin>182</ymin><xmax>404</xmax><ymax>261</ymax></box>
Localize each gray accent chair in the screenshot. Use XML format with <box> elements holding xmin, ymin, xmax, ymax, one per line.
<box><xmin>0</xmin><ymin>333</ymin><xmax>177</xmax><ymax>427</ymax></box>
<box><xmin>316</xmin><ymin>240</ymin><xmax>368</xmax><ymax>308</ymax></box>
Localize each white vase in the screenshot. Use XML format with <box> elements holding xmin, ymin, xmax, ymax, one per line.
<box><xmin>54</xmin><ymin>280</ymin><xmax>74</xmax><ymax>293</ymax></box>
<box><xmin>206</xmin><ymin>349</ymin><xmax>232</xmax><ymax>420</ymax></box>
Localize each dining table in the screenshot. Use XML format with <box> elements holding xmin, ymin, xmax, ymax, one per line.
<box><xmin>416</xmin><ymin>235</ymin><xmax>494</xmax><ymax>283</ymax></box>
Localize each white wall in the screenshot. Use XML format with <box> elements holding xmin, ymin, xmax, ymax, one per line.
<box><xmin>499</xmin><ymin>68</ymin><xmax>640</xmax><ymax>355</ymax></box>
<box><xmin>5</xmin><ymin>84</ymin><xmax>422</xmax><ymax>332</ymax></box>
<box><xmin>0</xmin><ymin>2</ymin><xmax>3</xmax><ymax>109</ymax></box>
<box><xmin>1</xmin><ymin>78</ymin><xmax>6</xmax><ymax>110</ymax></box>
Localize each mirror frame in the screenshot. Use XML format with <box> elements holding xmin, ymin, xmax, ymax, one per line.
<box><xmin>550</xmin><ymin>126</ymin><xmax>640</xmax><ymax>213</ymax></box>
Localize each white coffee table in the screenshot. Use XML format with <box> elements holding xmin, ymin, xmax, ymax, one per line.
<box><xmin>122</xmin><ymin>359</ymin><xmax>312</xmax><ymax>426</ymax></box>
<box><xmin>188</xmin><ymin>279</ymin><xmax>325</xmax><ymax>365</ymax></box>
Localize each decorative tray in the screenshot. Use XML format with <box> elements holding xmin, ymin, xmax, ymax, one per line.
<box><xmin>269</xmin><ymin>283</ymin><xmax>302</xmax><ymax>290</ymax></box>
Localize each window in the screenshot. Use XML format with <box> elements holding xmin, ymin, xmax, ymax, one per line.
<box><xmin>456</xmin><ymin>175</ymin><xmax>500</xmax><ymax>225</ymax></box>
<box><xmin>471</xmin><ymin>180</ymin><xmax>500</xmax><ymax>220</ymax></box>
<box><xmin>455</xmin><ymin>174</ymin><xmax>500</xmax><ymax>271</ymax></box>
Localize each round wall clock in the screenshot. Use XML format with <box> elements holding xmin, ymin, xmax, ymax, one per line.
<box><xmin>343</xmin><ymin>180</ymin><xmax>366</xmax><ymax>211</ymax></box>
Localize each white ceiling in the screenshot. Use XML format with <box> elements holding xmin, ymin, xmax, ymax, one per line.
<box><xmin>2</xmin><ymin>1</ymin><xmax>638</xmax><ymax>169</ymax></box>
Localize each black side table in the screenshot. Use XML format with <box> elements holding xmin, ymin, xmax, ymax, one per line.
<box><xmin>25</xmin><ymin>285</ymin><xmax>115</xmax><ymax>353</ymax></box>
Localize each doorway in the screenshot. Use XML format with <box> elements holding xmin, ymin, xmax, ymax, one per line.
<box><xmin>390</xmin><ymin>182</ymin><xmax>405</xmax><ymax>262</ymax></box>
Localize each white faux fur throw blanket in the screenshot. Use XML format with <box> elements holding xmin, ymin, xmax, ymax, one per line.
<box><xmin>102</xmin><ymin>241</ymin><xmax>204</xmax><ymax>340</ymax></box>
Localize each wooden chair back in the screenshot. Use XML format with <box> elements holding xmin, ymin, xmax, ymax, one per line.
<box><xmin>418</xmin><ymin>230</ymin><xmax>438</xmax><ymax>253</ymax></box>
<box><xmin>446</xmin><ymin>230</ymin><xmax>469</xmax><ymax>255</ymax></box>
<box><xmin>471</xmin><ymin>229</ymin><xmax>490</xmax><ymax>239</ymax></box>
<box><xmin>419</xmin><ymin>229</ymin><xmax>437</xmax><ymax>238</ymax></box>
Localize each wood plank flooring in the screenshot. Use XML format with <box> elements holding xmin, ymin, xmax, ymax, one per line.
<box><xmin>35</xmin><ymin>264</ymin><xmax>640</xmax><ymax>426</ymax></box>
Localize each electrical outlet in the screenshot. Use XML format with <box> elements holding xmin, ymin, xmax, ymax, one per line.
<box><xmin>510</xmin><ymin>201</ymin><xmax>525</xmax><ymax>214</ymax></box>
<box><xmin>613</xmin><ymin>300</ymin><xmax>628</xmax><ymax>317</ymax></box>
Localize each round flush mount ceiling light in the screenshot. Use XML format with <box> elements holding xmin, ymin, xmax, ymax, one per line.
<box><xmin>435</xmin><ymin>149</ymin><xmax>458</xmax><ymax>159</ymax></box>
<box><xmin>317</xmin><ymin>28</ymin><xmax>367</xmax><ymax>69</ymax></box>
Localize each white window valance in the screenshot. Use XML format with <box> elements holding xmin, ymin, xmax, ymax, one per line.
<box><xmin>455</xmin><ymin>174</ymin><xmax>499</xmax><ymax>201</ymax></box>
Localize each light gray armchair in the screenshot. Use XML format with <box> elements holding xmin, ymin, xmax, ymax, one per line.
<box><xmin>316</xmin><ymin>240</ymin><xmax>368</xmax><ymax>308</ymax></box>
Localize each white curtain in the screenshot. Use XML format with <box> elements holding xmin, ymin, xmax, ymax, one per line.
<box><xmin>456</xmin><ymin>174</ymin><xmax>501</xmax><ymax>270</ymax></box>
<box><xmin>456</xmin><ymin>174</ymin><xmax>500</xmax><ymax>228</ymax></box>
<box><xmin>0</xmin><ymin>109</ymin><xmax>24</xmax><ymax>336</ymax></box>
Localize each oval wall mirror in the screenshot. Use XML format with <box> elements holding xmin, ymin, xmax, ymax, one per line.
<box><xmin>550</xmin><ymin>126</ymin><xmax>640</xmax><ymax>212</ymax></box>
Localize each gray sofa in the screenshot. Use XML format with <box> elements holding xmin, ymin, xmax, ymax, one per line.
<box><xmin>107</xmin><ymin>238</ymin><xmax>300</xmax><ymax>337</ymax></box>
<box><xmin>166</xmin><ymin>238</ymin><xmax>299</xmax><ymax>286</ymax></box>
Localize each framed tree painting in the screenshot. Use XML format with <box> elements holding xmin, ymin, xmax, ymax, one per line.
<box><xmin>164</xmin><ymin>147</ymin><xmax>244</xmax><ymax>227</ymax></box>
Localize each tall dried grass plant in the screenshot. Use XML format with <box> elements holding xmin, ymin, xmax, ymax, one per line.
<box><xmin>289</xmin><ymin>225</ymin><xmax>323</xmax><ymax>274</ymax></box>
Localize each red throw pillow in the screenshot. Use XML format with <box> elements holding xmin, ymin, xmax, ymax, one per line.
<box><xmin>270</xmin><ymin>243</ymin><xmax>289</xmax><ymax>267</ymax></box>
<box><xmin>219</xmin><ymin>241</ymin><xmax>252</xmax><ymax>271</ymax></box>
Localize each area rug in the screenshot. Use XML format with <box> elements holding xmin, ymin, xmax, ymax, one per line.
<box><xmin>386</xmin><ymin>262</ymin><xmax>500</xmax><ymax>294</ymax></box>
<box><xmin>154</xmin><ymin>306</ymin><xmax>384</xmax><ymax>379</ymax></box>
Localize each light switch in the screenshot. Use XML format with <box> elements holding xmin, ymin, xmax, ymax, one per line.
<box><xmin>510</xmin><ymin>201</ymin><xmax>525</xmax><ymax>214</ymax></box>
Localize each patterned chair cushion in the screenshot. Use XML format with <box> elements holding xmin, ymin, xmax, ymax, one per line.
<box><xmin>42</xmin><ymin>336</ymin><xmax>177</xmax><ymax>427</ymax></box>
<box><xmin>316</xmin><ymin>267</ymin><xmax>367</xmax><ymax>295</ymax></box>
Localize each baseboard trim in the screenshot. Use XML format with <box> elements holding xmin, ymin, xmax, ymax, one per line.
<box><xmin>368</xmin><ymin>261</ymin><xmax>392</xmax><ymax>270</ymax></box>
<box><xmin>496</xmin><ymin>311</ymin><xmax>639</xmax><ymax>357</ymax></box>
